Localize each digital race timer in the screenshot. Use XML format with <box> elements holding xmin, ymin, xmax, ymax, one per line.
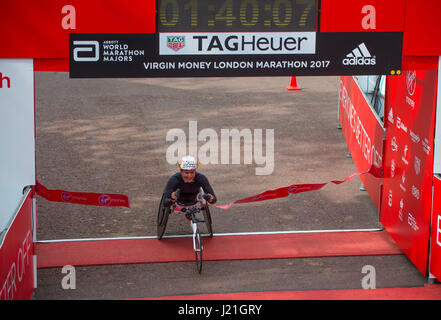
<box><xmin>70</xmin><ymin>0</ymin><xmax>403</xmax><ymax>78</ymax></box>
<box><xmin>158</xmin><ymin>0</ymin><xmax>317</xmax><ymax>32</ymax></box>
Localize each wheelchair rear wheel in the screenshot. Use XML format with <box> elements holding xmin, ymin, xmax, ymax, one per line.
<box><xmin>157</xmin><ymin>194</ymin><xmax>170</xmax><ymax>240</ymax></box>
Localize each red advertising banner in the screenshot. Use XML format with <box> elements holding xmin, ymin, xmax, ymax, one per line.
<box><xmin>2</xmin><ymin>0</ymin><xmax>441</xmax><ymax>62</ymax></box>
<box><xmin>0</xmin><ymin>192</ymin><xmax>34</xmax><ymax>300</ymax></box>
<box><xmin>320</xmin><ymin>0</ymin><xmax>441</xmax><ymax>57</ymax></box>
<box><xmin>381</xmin><ymin>69</ymin><xmax>438</xmax><ymax>276</ymax></box>
<box><xmin>320</xmin><ymin>0</ymin><xmax>405</xmax><ymax>32</ymax></box>
<box><xmin>0</xmin><ymin>0</ymin><xmax>155</xmax><ymax>59</ymax></box>
<box><xmin>430</xmin><ymin>175</ymin><xmax>441</xmax><ymax>280</ymax></box>
<box><xmin>338</xmin><ymin>76</ymin><xmax>384</xmax><ymax>210</ymax></box>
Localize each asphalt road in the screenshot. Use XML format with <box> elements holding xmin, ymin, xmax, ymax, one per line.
<box><xmin>32</xmin><ymin>74</ymin><xmax>427</xmax><ymax>300</ymax></box>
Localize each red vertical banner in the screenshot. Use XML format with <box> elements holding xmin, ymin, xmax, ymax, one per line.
<box><xmin>381</xmin><ymin>69</ymin><xmax>438</xmax><ymax>275</ymax></box>
<box><xmin>320</xmin><ymin>0</ymin><xmax>405</xmax><ymax>32</ymax></box>
<box><xmin>0</xmin><ymin>0</ymin><xmax>156</xmax><ymax>59</ymax></box>
<box><xmin>430</xmin><ymin>176</ymin><xmax>441</xmax><ymax>280</ymax></box>
<box><xmin>0</xmin><ymin>192</ymin><xmax>35</xmax><ymax>300</ymax></box>
<box><xmin>338</xmin><ymin>76</ymin><xmax>385</xmax><ymax>210</ymax></box>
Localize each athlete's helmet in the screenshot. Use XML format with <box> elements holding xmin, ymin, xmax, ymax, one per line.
<box><xmin>178</xmin><ymin>155</ymin><xmax>198</xmax><ymax>170</ymax></box>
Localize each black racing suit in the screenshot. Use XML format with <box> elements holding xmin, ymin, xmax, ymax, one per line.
<box><xmin>163</xmin><ymin>172</ymin><xmax>217</xmax><ymax>207</ymax></box>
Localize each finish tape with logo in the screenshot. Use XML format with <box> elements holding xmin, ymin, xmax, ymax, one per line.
<box><xmin>35</xmin><ymin>166</ymin><xmax>382</xmax><ymax>211</ymax></box>
<box><xmin>216</xmin><ymin>166</ymin><xmax>383</xmax><ymax>210</ymax></box>
<box><xmin>35</xmin><ymin>181</ymin><xmax>130</xmax><ymax>208</ymax></box>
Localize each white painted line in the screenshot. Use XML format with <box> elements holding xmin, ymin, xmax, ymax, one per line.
<box><xmin>212</xmin><ymin>228</ymin><xmax>382</xmax><ymax>236</ymax></box>
<box><xmin>36</xmin><ymin>228</ymin><xmax>383</xmax><ymax>243</ymax></box>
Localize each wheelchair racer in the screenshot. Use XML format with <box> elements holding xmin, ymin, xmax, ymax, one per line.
<box><xmin>163</xmin><ymin>155</ymin><xmax>217</xmax><ymax>208</ymax></box>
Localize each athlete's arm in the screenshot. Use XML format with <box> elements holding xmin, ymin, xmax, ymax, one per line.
<box><xmin>163</xmin><ymin>176</ymin><xmax>179</xmax><ymax>207</ymax></box>
<box><xmin>200</xmin><ymin>175</ymin><xmax>217</xmax><ymax>204</ymax></box>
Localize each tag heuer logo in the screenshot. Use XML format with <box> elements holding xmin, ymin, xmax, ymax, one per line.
<box><xmin>167</xmin><ymin>36</ymin><xmax>185</xmax><ymax>51</ymax></box>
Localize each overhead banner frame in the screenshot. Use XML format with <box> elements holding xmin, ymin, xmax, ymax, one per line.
<box><xmin>69</xmin><ymin>0</ymin><xmax>403</xmax><ymax>78</ymax></box>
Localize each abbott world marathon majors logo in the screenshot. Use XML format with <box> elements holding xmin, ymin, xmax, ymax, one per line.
<box><xmin>73</xmin><ymin>40</ymin><xmax>144</xmax><ymax>62</ymax></box>
<box><xmin>159</xmin><ymin>32</ymin><xmax>316</xmax><ymax>55</ymax></box>
<box><xmin>342</xmin><ymin>42</ymin><xmax>376</xmax><ymax>66</ymax></box>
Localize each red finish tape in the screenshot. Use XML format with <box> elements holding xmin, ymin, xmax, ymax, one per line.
<box><xmin>35</xmin><ymin>181</ymin><xmax>130</xmax><ymax>208</ymax></box>
<box><xmin>216</xmin><ymin>167</ymin><xmax>382</xmax><ymax>210</ymax></box>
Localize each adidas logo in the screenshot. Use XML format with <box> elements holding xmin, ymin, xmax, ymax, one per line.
<box><xmin>342</xmin><ymin>43</ymin><xmax>376</xmax><ymax>66</ymax></box>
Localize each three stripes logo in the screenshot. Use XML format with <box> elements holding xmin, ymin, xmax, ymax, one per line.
<box><xmin>342</xmin><ymin>42</ymin><xmax>376</xmax><ymax>66</ymax></box>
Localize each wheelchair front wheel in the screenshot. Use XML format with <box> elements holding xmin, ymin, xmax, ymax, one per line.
<box><xmin>194</xmin><ymin>229</ymin><xmax>203</xmax><ymax>274</ymax></box>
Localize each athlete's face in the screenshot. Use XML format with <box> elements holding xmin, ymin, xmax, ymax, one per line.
<box><xmin>181</xmin><ymin>169</ymin><xmax>196</xmax><ymax>183</ymax></box>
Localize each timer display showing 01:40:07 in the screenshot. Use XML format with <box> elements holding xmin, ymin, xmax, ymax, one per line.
<box><xmin>158</xmin><ymin>0</ymin><xmax>317</xmax><ymax>32</ymax></box>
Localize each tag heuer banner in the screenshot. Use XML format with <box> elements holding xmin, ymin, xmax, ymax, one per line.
<box><xmin>69</xmin><ymin>32</ymin><xmax>403</xmax><ymax>78</ymax></box>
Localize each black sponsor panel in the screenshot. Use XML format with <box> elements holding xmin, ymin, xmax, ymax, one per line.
<box><xmin>69</xmin><ymin>32</ymin><xmax>402</xmax><ymax>78</ymax></box>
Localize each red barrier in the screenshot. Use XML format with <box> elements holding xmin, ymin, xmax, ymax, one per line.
<box><xmin>338</xmin><ymin>76</ymin><xmax>384</xmax><ymax>210</ymax></box>
<box><xmin>430</xmin><ymin>176</ymin><xmax>441</xmax><ymax>279</ymax></box>
<box><xmin>381</xmin><ymin>68</ymin><xmax>438</xmax><ymax>276</ymax></box>
<box><xmin>0</xmin><ymin>192</ymin><xmax>34</xmax><ymax>300</ymax></box>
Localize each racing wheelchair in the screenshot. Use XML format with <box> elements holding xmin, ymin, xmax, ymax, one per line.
<box><xmin>157</xmin><ymin>187</ymin><xmax>213</xmax><ymax>273</ymax></box>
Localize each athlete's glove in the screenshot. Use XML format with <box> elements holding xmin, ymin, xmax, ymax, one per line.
<box><xmin>163</xmin><ymin>198</ymin><xmax>173</xmax><ymax>207</ymax></box>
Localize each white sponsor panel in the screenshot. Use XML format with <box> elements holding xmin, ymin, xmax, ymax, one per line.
<box><xmin>159</xmin><ymin>32</ymin><xmax>316</xmax><ymax>55</ymax></box>
<box><xmin>0</xmin><ymin>59</ymin><xmax>35</xmax><ymax>231</ymax></box>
